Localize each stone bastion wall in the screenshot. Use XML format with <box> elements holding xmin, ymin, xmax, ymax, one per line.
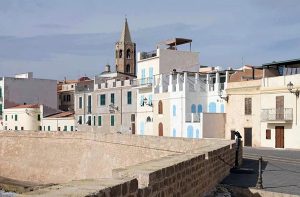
<box><xmin>0</xmin><ymin>131</ymin><xmax>242</xmax><ymax>196</ymax></box>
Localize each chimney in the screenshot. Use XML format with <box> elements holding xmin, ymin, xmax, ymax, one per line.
<box><xmin>105</xmin><ymin>64</ymin><xmax>111</xmax><ymax>73</ymax></box>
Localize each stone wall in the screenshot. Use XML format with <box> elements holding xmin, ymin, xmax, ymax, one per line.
<box><xmin>0</xmin><ymin>131</ymin><xmax>241</xmax><ymax>196</ymax></box>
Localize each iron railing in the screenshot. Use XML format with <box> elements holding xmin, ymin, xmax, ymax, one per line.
<box><xmin>186</xmin><ymin>113</ymin><xmax>201</xmax><ymax>123</ymax></box>
<box><xmin>261</xmin><ymin>108</ymin><xmax>293</xmax><ymax>122</ymax></box>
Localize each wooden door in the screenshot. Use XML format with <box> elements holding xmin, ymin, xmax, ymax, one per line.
<box><xmin>276</xmin><ymin>96</ymin><xmax>284</xmax><ymax>120</ymax></box>
<box><xmin>244</xmin><ymin>128</ymin><xmax>252</xmax><ymax>147</ymax></box>
<box><xmin>275</xmin><ymin>126</ymin><xmax>284</xmax><ymax>148</ymax></box>
<box><xmin>158</xmin><ymin>123</ymin><xmax>163</xmax><ymax>136</ymax></box>
<box><xmin>131</xmin><ymin>123</ymin><xmax>135</xmax><ymax>134</ymax></box>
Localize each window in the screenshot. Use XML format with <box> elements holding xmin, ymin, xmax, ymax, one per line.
<box><xmin>196</xmin><ymin>129</ymin><xmax>200</xmax><ymax>138</ymax></box>
<box><xmin>93</xmin><ymin>116</ymin><xmax>96</xmax><ymax>126</ymax></box>
<box><xmin>58</xmin><ymin>127</ymin><xmax>61</xmax><ymax>131</ymax></box>
<box><xmin>15</xmin><ymin>126</ymin><xmax>18</xmax><ymax>131</ymax></box>
<box><xmin>37</xmin><ymin>114</ymin><xmax>41</xmax><ymax>121</ymax></box>
<box><xmin>140</xmin><ymin>95</ymin><xmax>144</xmax><ymax>106</ymax></box>
<box><xmin>148</xmin><ymin>95</ymin><xmax>152</xmax><ymax>106</ymax></box>
<box><xmin>21</xmin><ymin>127</ymin><xmax>24</xmax><ymax>130</ymax></box>
<box><xmin>245</xmin><ymin>98</ymin><xmax>252</xmax><ymax>115</ymax></box>
<box><xmin>67</xmin><ymin>95</ymin><xmax>71</xmax><ymax>102</ymax></box>
<box><xmin>197</xmin><ymin>104</ymin><xmax>203</xmax><ymax>113</ymax></box>
<box><xmin>39</xmin><ymin>126</ymin><xmax>42</xmax><ymax>131</ymax></box>
<box><xmin>100</xmin><ymin>94</ymin><xmax>106</xmax><ymax>105</ymax></box>
<box><xmin>5</xmin><ymin>115</ymin><xmax>7</xmax><ymax>121</ymax></box>
<box><xmin>111</xmin><ymin>93</ymin><xmax>115</xmax><ymax>104</ymax></box>
<box><xmin>78</xmin><ymin>116</ymin><xmax>82</xmax><ymax>125</ymax></box>
<box><xmin>191</xmin><ymin>104</ymin><xmax>196</xmax><ymax>113</ymax></box>
<box><xmin>63</xmin><ymin>95</ymin><xmax>66</xmax><ymax>101</ymax></box>
<box><xmin>79</xmin><ymin>97</ymin><xmax>83</xmax><ymax>109</ymax></box>
<box><xmin>266</xmin><ymin>129</ymin><xmax>271</xmax><ymax>139</ymax></box>
<box><xmin>119</xmin><ymin>49</ymin><xmax>122</xmax><ymax>58</ymax></box>
<box><xmin>0</xmin><ymin>104</ymin><xmax>2</xmax><ymax>115</ymax></box>
<box><xmin>127</xmin><ymin>91</ymin><xmax>132</xmax><ymax>104</ymax></box>
<box><xmin>131</xmin><ymin>114</ymin><xmax>135</xmax><ymax>122</ymax></box>
<box><xmin>173</xmin><ymin>105</ymin><xmax>176</xmax><ymax>116</ymax></box>
<box><xmin>87</xmin><ymin>116</ymin><xmax>91</xmax><ymax>126</ymax></box>
<box><xmin>70</xmin><ymin>126</ymin><xmax>74</xmax><ymax>131</ymax></box>
<box><xmin>64</xmin><ymin>126</ymin><xmax>67</xmax><ymax>131</ymax></box>
<box><xmin>43</xmin><ymin>126</ymin><xmax>45</xmax><ymax>131</ymax></box>
<box><xmin>173</xmin><ymin>129</ymin><xmax>176</xmax><ymax>137</ymax></box>
<box><xmin>98</xmin><ymin>116</ymin><xmax>102</xmax><ymax>126</ymax></box>
<box><xmin>48</xmin><ymin>126</ymin><xmax>50</xmax><ymax>131</ymax></box>
<box><xmin>126</xmin><ymin>49</ymin><xmax>131</xmax><ymax>59</ymax></box>
<box><xmin>15</xmin><ymin>114</ymin><xmax>18</xmax><ymax>121</ymax></box>
<box><xmin>158</xmin><ymin>100</ymin><xmax>163</xmax><ymax>114</ymax></box>
<box><xmin>141</xmin><ymin>69</ymin><xmax>146</xmax><ymax>84</ymax></box>
<box><xmin>149</xmin><ymin>67</ymin><xmax>153</xmax><ymax>83</ymax></box>
<box><xmin>87</xmin><ymin>95</ymin><xmax>92</xmax><ymax>113</ymax></box>
<box><xmin>208</xmin><ymin>102</ymin><xmax>216</xmax><ymax>113</ymax></box>
<box><xmin>110</xmin><ymin>115</ymin><xmax>115</xmax><ymax>126</ymax></box>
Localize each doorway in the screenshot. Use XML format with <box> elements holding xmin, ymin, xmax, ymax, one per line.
<box><xmin>158</xmin><ymin>123</ymin><xmax>163</xmax><ymax>136</ymax></box>
<box><xmin>244</xmin><ymin>128</ymin><xmax>252</xmax><ymax>147</ymax></box>
<box><xmin>131</xmin><ymin>123</ymin><xmax>135</xmax><ymax>134</ymax></box>
<box><xmin>275</xmin><ymin>126</ymin><xmax>284</xmax><ymax>148</ymax></box>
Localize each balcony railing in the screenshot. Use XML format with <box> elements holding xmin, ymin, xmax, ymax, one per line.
<box><xmin>261</xmin><ymin>108</ymin><xmax>293</xmax><ymax>122</ymax></box>
<box><xmin>140</xmin><ymin>51</ymin><xmax>157</xmax><ymax>60</ymax></box>
<box><xmin>132</xmin><ymin>77</ymin><xmax>153</xmax><ymax>87</ymax></box>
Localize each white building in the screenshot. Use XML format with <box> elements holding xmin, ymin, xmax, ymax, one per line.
<box><xmin>2</xmin><ymin>104</ymin><xmax>75</xmax><ymax>132</ymax></box>
<box><xmin>135</xmin><ymin>38</ymin><xmax>231</xmax><ymax>138</ymax></box>
<box><xmin>0</xmin><ymin>72</ymin><xmax>57</xmax><ymax>119</ymax></box>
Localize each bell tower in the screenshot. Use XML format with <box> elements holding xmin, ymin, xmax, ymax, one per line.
<box><xmin>115</xmin><ymin>18</ymin><xmax>136</xmax><ymax>76</ymax></box>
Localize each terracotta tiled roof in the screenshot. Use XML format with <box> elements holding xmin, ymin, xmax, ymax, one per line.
<box><xmin>46</xmin><ymin>111</ymin><xmax>74</xmax><ymax>118</ymax></box>
<box><xmin>10</xmin><ymin>104</ymin><xmax>40</xmax><ymax>109</ymax></box>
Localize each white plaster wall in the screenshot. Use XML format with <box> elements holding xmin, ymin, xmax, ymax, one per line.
<box><xmin>41</xmin><ymin>118</ymin><xmax>75</xmax><ymax>132</ymax></box>
<box><xmin>3</xmin><ymin>108</ymin><xmax>40</xmax><ymax>131</ymax></box>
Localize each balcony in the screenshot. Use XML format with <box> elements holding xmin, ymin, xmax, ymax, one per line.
<box><xmin>132</xmin><ymin>77</ymin><xmax>153</xmax><ymax>88</ymax></box>
<box><xmin>261</xmin><ymin>108</ymin><xmax>293</xmax><ymax>123</ymax></box>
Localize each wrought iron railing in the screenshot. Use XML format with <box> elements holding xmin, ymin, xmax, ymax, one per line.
<box><xmin>261</xmin><ymin>108</ymin><xmax>293</xmax><ymax>122</ymax></box>
<box><xmin>186</xmin><ymin>113</ymin><xmax>201</xmax><ymax>123</ymax></box>
<box><xmin>132</xmin><ymin>77</ymin><xmax>153</xmax><ymax>86</ymax></box>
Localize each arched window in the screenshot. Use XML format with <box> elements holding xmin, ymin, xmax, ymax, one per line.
<box><xmin>158</xmin><ymin>100</ymin><xmax>163</xmax><ymax>114</ymax></box>
<box><xmin>126</xmin><ymin>64</ymin><xmax>130</xmax><ymax>73</ymax></box>
<box><xmin>220</xmin><ymin>104</ymin><xmax>225</xmax><ymax>113</ymax></box>
<box><xmin>126</xmin><ymin>49</ymin><xmax>131</xmax><ymax>59</ymax></box>
<box><xmin>173</xmin><ymin>128</ymin><xmax>176</xmax><ymax>137</ymax></box>
<box><xmin>196</xmin><ymin>129</ymin><xmax>200</xmax><ymax>138</ymax></box>
<box><xmin>119</xmin><ymin>49</ymin><xmax>122</xmax><ymax>58</ymax></box>
<box><xmin>208</xmin><ymin>102</ymin><xmax>217</xmax><ymax>113</ymax></box>
<box><xmin>191</xmin><ymin>104</ymin><xmax>196</xmax><ymax>113</ymax></box>
<box><xmin>146</xmin><ymin>116</ymin><xmax>152</xmax><ymax>122</ymax></box>
<box><xmin>173</xmin><ymin>105</ymin><xmax>176</xmax><ymax>116</ymax></box>
<box><xmin>187</xmin><ymin>125</ymin><xmax>193</xmax><ymax>138</ymax></box>
<box><xmin>159</xmin><ymin>123</ymin><xmax>163</xmax><ymax>136</ymax></box>
<box><xmin>197</xmin><ymin>104</ymin><xmax>203</xmax><ymax>113</ymax></box>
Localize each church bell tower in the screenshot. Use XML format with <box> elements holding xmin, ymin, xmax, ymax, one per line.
<box><xmin>115</xmin><ymin>18</ymin><xmax>136</xmax><ymax>76</ymax></box>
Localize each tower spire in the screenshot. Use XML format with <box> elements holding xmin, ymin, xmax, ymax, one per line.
<box><xmin>119</xmin><ymin>17</ymin><xmax>132</xmax><ymax>43</ymax></box>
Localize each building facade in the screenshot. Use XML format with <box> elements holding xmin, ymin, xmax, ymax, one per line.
<box><xmin>0</xmin><ymin>72</ymin><xmax>57</xmax><ymax>119</ymax></box>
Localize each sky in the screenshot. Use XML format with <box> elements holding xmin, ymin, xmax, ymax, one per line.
<box><xmin>0</xmin><ymin>0</ymin><xmax>300</xmax><ymax>80</ymax></box>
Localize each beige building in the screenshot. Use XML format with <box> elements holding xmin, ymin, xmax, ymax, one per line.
<box><xmin>226</xmin><ymin>59</ymin><xmax>300</xmax><ymax>149</ymax></box>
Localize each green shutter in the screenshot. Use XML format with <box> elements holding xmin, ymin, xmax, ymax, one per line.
<box><xmin>110</xmin><ymin>115</ymin><xmax>115</xmax><ymax>126</ymax></box>
<box><xmin>15</xmin><ymin>115</ymin><xmax>17</xmax><ymax>121</ymax></box>
<box><xmin>70</xmin><ymin>126</ymin><xmax>74</xmax><ymax>131</ymax></box>
<box><xmin>0</xmin><ymin>86</ymin><xmax>2</xmax><ymax>98</ymax></box>
<box><xmin>127</xmin><ymin>91</ymin><xmax>132</xmax><ymax>104</ymax></box>
<box><xmin>48</xmin><ymin>126</ymin><xmax>50</xmax><ymax>131</ymax></box>
<box><xmin>98</xmin><ymin>116</ymin><xmax>102</xmax><ymax>126</ymax></box>
<box><xmin>111</xmin><ymin>93</ymin><xmax>115</xmax><ymax>104</ymax></box>
<box><xmin>64</xmin><ymin>126</ymin><xmax>67</xmax><ymax>131</ymax></box>
<box><xmin>101</xmin><ymin>94</ymin><xmax>106</xmax><ymax>105</ymax></box>
<box><xmin>0</xmin><ymin>104</ymin><xmax>2</xmax><ymax>115</ymax></box>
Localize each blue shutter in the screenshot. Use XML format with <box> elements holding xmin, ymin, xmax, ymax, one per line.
<box><xmin>191</xmin><ymin>104</ymin><xmax>196</xmax><ymax>113</ymax></box>
<box><xmin>141</xmin><ymin>69</ymin><xmax>145</xmax><ymax>84</ymax></box>
<box><xmin>187</xmin><ymin>126</ymin><xmax>193</xmax><ymax>138</ymax></box>
<box><xmin>197</xmin><ymin>104</ymin><xmax>203</xmax><ymax>113</ymax></box>
<box><xmin>149</xmin><ymin>67</ymin><xmax>153</xmax><ymax>83</ymax></box>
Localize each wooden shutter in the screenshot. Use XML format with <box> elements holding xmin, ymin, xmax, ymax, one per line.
<box><xmin>245</xmin><ymin>98</ymin><xmax>252</xmax><ymax>115</ymax></box>
<box><xmin>266</xmin><ymin>129</ymin><xmax>271</xmax><ymax>139</ymax></box>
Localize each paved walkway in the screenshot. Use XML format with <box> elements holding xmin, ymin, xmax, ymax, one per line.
<box><xmin>222</xmin><ymin>147</ymin><xmax>300</xmax><ymax>195</ymax></box>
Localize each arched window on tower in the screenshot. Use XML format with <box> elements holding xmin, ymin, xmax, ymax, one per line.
<box><xmin>126</xmin><ymin>64</ymin><xmax>130</xmax><ymax>73</ymax></box>
<box><xmin>119</xmin><ymin>49</ymin><xmax>123</xmax><ymax>58</ymax></box>
<box><xmin>126</xmin><ymin>49</ymin><xmax>131</xmax><ymax>59</ymax></box>
<box><xmin>158</xmin><ymin>100</ymin><xmax>163</xmax><ymax>114</ymax></box>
